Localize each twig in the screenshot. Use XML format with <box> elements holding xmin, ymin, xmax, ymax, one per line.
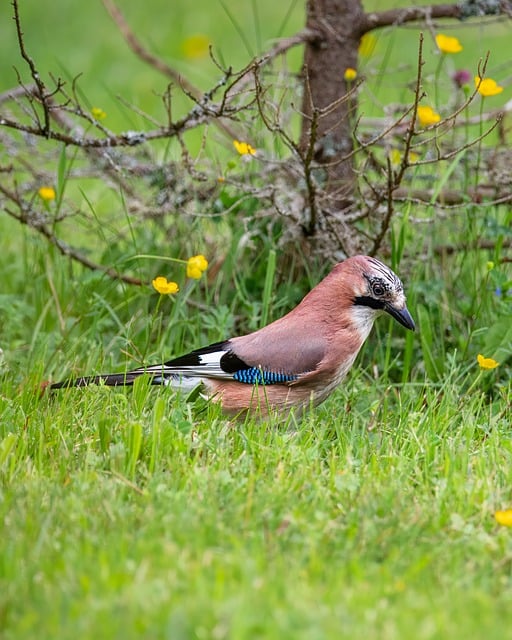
<box><xmin>393</xmin><ymin>186</ymin><xmax>512</xmax><ymax>207</ymax></box>
<box><xmin>12</xmin><ymin>0</ymin><xmax>51</xmax><ymax>136</ymax></box>
<box><xmin>1</xmin><ymin>110</ymin><xmax>211</xmax><ymax>148</ymax></box>
<box><xmin>361</xmin><ymin>4</ymin><xmax>461</xmax><ymax>33</ymax></box>
<box><xmin>101</xmin><ymin>0</ymin><xmax>243</xmax><ymax>140</ymax></box>
<box><xmin>368</xmin><ymin>33</ymin><xmax>425</xmax><ymax>255</ymax></box>
<box><xmin>101</xmin><ymin>0</ymin><xmax>200</xmax><ymax>98</ymax></box>
<box><xmin>0</xmin><ymin>182</ymin><xmax>144</xmax><ymax>286</ymax></box>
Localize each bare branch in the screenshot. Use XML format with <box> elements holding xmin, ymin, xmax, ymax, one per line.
<box><xmin>12</xmin><ymin>0</ymin><xmax>51</xmax><ymax>135</ymax></box>
<box><xmin>0</xmin><ymin>182</ymin><xmax>144</xmax><ymax>286</ymax></box>
<box><xmin>362</xmin><ymin>3</ymin><xmax>460</xmax><ymax>33</ymax></box>
<box><xmin>361</xmin><ymin>1</ymin><xmax>512</xmax><ymax>33</ymax></box>
<box><xmin>393</xmin><ymin>186</ymin><xmax>512</xmax><ymax>206</ymax></box>
<box><xmin>101</xmin><ymin>0</ymin><xmax>201</xmax><ymax>99</ymax></box>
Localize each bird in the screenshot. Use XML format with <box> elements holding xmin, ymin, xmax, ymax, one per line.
<box><xmin>50</xmin><ymin>255</ymin><xmax>415</xmax><ymax>418</ymax></box>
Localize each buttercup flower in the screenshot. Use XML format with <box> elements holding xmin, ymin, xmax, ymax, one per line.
<box><xmin>91</xmin><ymin>107</ymin><xmax>107</xmax><ymax>120</ymax></box>
<box><xmin>38</xmin><ymin>186</ymin><xmax>56</xmax><ymax>201</ymax></box>
<box><xmin>417</xmin><ymin>106</ymin><xmax>441</xmax><ymax>127</ymax></box>
<box><xmin>152</xmin><ymin>277</ymin><xmax>179</xmax><ymax>295</ymax></box>
<box><xmin>187</xmin><ymin>254</ymin><xmax>208</xmax><ymax>279</ymax></box>
<box><xmin>389</xmin><ymin>149</ymin><xmax>420</xmax><ymax>167</ymax></box>
<box><xmin>182</xmin><ymin>34</ymin><xmax>210</xmax><ymax>59</ymax></box>
<box><xmin>358</xmin><ymin>33</ymin><xmax>376</xmax><ymax>58</ymax></box>
<box><xmin>495</xmin><ymin>510</ymin><xmax>512</xmax><ymax>527</ymax></box>
<box><xmin>435</xmin><ymin>34</ymin><xmax>463</xmax><ymax>54</ymax></box>
<box><xmin>344</xmin><ymin>67</ymin><xmax>357</xmax><ymax>81</ymax></box>
<box><xmin>474</xmin><ymin>76</ymin><xmax>503</xmax><ymax>97</ymax></box>
<box><xmin>233</xmin><ymin>140</ymin><xmax>256</xmax><ymax>157</ymax></box>
<box><xmin>390</xmin><ymin>149</ymin><xmax>402</xmax><ymax>167</ymax></box>
<box><xmin>477</xmin><ymin>354</ymin><xmax>499</xmax><ymax>370</ymax></box>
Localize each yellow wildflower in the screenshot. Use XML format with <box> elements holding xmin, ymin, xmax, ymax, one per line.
<box><xmin>495</xmin><ymin>510</ymin><xmax>512</xmax><ymax>527</ymax></box>
<box><xmin>389</xmin><ymin>149</ymin><xmax>420</xmax><ymax>167</ymax></box>
<box><xmin>38</xmin><ymin>186</ymin><xmax>56</xmax><ymax>201</ymax></box>
<box><xmin>186</xmin><ymin>254</ymin><xmax>208</xmax><ymax>279</ymax></box>
<box><xmin>417</xmin><ymin>105</ymin><xmax>441</xmax><ymax>127</ymax></box>
<box><xmin>477</xmin><ymin>354</ymin><xmax>499</xmax><ymax>370</ymax></box>
<box><xmin>152</xmin><ymin>277</ymin><xmax>179</xmax><ymax>295</ymax></box>
<box><xmin>182</xmin><ymin>34</ymin><xmax>210</xmax><ymax>59</ymax></box>
<box><xmin>435</xmin><ymin>34</ymin><xmax>463</xmax><ymax>54</ymax></box>
<box><xmin>389</xmin><ymin>149</ymin><xmax>402</xmax><ymax>167</ymax></box>
<box><xmin>233</xmin><ymin>140</ymin><xmax>256</xmax><ymax>157</ymax></box>
<box><xmin>358</xmin><ymin>33</ymin><xmax>376</xmax><ymax>58</ymax></box>
<box><xmin>474</xmin><ymin>76</ymin><xmax>503</xmax><ymax>97</ymax></box>
<box><xmin>344</xmin><ymin>67</ymin><xmax>357</xmax><ymax>81</ymax></box>
<box><xmin>91</xmin><ymin>107</ymin><xmax>107</xmax><ymax>120</ymax></box>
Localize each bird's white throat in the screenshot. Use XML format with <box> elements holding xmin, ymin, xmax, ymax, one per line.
<box><xmin>350</xmin><ymin>305</ymin><xmax>381</xmax><ymax>342</ymax></box>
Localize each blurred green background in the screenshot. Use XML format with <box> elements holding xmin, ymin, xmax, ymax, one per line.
<box><xmin>2</xmin><ymin>0</ymin><xmax>510</xmax><ymax>126</ymax></box>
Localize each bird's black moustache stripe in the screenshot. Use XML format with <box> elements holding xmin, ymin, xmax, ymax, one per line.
<box><xmin>353</xmin><ymin>296</ymin><xmax>385</xmax><ymax>310</ymax></box>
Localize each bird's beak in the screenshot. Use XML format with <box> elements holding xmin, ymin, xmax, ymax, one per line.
<box><xmin>384</xmin><ymin>303</ymin><xmax>415</xmax><ymax>331</ymax></box>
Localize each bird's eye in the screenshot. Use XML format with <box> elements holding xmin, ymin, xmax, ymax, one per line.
<box><xmin>372</xmin><ymin>283</ymin><xmax>386</xmax><ymax>297</ymax></box>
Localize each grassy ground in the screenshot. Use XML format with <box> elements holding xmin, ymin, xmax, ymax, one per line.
<box><xmin>1</xmin><ymin>2</ymin><xmax>512</xmax><ymax>639</ymax></box>
<box><xmin>1</xmin><ymin>352</ymin><xmax>511</xmax><ymax>639</ymax></box>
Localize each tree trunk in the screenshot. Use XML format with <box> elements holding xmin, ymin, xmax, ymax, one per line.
<box><xmin>300</xmin><ymin>0</ymin><xmax>366</xmax><ymax>212</ymax></box>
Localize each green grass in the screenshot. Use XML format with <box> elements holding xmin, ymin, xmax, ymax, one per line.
<box><xmin>0</xmin><ymin>226</ymin><xmax>510</xmax><ymax>639</ymax></box>
<box><xmin>1</xmin><ymin>1</ymin><xmax>512</xmax><ymax>638</ymax></box>
<box><xmin>1</xmin><ymin>372</ymin><xmax>511</xmax><ymax>639</ymax></box>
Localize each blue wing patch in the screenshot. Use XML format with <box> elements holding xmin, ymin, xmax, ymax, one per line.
<box><xmin>232</xmin><ymin>368</ymin><xmax>298</xmax><ymax>385</ymax></box>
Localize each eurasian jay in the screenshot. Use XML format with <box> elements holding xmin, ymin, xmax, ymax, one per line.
<box><xmin>51</xmin><ymin>255</ymin><xmax>415</xmax><ymax>417</ymax></box>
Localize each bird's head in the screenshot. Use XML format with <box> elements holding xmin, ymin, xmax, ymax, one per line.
<box><xmin>347</xmin><ymin>256</ymin><xmax>415</xmax><ymax>331</ymax></box>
